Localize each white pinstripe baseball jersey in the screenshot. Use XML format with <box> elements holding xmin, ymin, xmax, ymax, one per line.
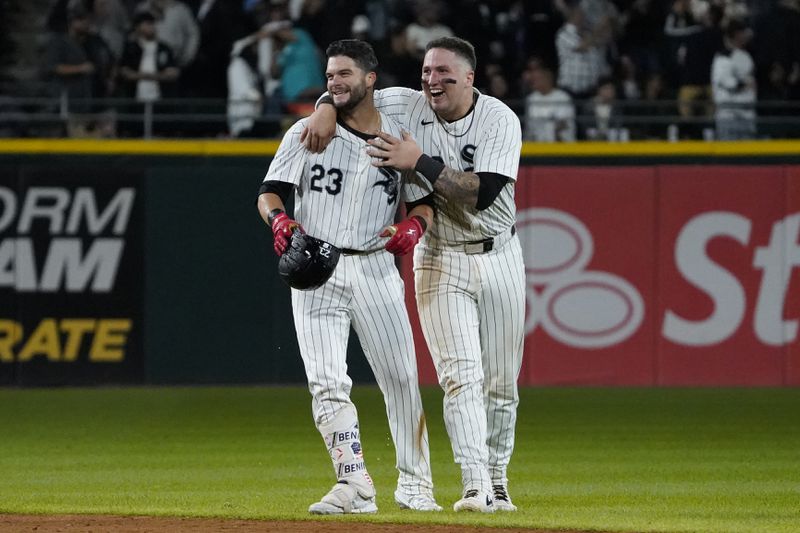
<box><xmin>373</xmin><ymin>87</ymin><xmax>522</xmax><ymax>244</ymax></box>
<box><xmin>262</xmin><ymin>110</ymin><xmax>436</xmax><ymax>502</ymax></box>
<box><xmin>367</xmin><ymin>85</ymin><xmax>525</xmax><ymax>501</ymax></box>
<box><xmin>263</xmin><ymin>112</ymin><xmax>431</xmax><ymax>250</ymax></box>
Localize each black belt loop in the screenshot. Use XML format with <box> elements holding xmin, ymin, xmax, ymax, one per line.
<box><xmin>468</xmin><ymin>225</ymin><xmax>515</xmax><ymax>254</ymax></box>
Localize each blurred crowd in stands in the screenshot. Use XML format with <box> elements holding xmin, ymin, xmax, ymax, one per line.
<box><xmin>29</xmin><ymin>0</ymin><xmax>800</xmax><ymax>139</ymax></box>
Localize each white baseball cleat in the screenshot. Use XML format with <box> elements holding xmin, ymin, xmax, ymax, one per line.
<box><xmin>453</xmin><ymin>488</ymin><xmax>495</xmax><ymax>513</ymax></box>
<box><xmin>492</xmin><ymin>484</ymin><xmax>518</xmax><ymax>511</ymax></box>
<box><xmin>394</xmin><ymin>490</ymin><xmax>443</xmax><ymax>511</ymax></box>
<box><xmin>308</xmin><ymin>481</ymin><xmax>378</xmax><ymax>514</ymax></box>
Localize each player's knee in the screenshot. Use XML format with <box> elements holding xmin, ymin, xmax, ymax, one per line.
<box><xmin>440</xmin><ymin>374</ymin><xmax>482</xmax><ymax>399</ymax></box>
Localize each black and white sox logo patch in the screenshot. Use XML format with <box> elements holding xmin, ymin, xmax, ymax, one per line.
<box><xmin>461</xmin><ymin>144</ymin><xmax>476</xmax><ymax>172</ymax></box>
<box><xmin>374</xmin><ymin>167</ymin><xmax>399</xmax><ymax>204</ymax></box>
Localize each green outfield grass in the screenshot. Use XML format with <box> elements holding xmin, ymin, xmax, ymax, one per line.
<box><xmin>0</xmin><ymin>386</ymin><xmax>798</xmax><ymax>532</ymax></box>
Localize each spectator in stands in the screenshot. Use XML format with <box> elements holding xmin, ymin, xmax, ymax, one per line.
<box><xmin>226</xmin><ymin>19</ymin><xmax>291</xmax><ymax>138</ymax></box>
<box><xmin>520</xmin><ymin>0</ymin><xmax>563</xmax><ymax>72</ymax></box>
<box><xmin>269</xmin><ymin>20</ymin><xmax>325</xmax><ymax>112</ymax></box>
<box><xmin>481</xmin><ymin>62</ymin><xmax>514</xmax><ymax>100</ymax></box>
<box><xmin>119</xmin><ymin>11</ymin><xmax>180</xmax><ymax>103</ymax></box>
<box><xmin>45</xmin><ymin>4</ymin><xmax>116</xmax><ymax>137</ymax></box>
<box><xmin>664</xmin><ymin>0</ymin><xmax>724</xmax><ymax>135</ymax></box>
<box><xmin>404</xmin><ymin>1</ymin><xmax>453</xmax><ymax>60</ymax></box>
<box><xmin>556</xmin><ymin>0</ymin><xmax>609</xmax><ymax>100</ymax></box>
<box><xmin>618</xmin><ymin>0</ymin><xmax>665</xmax><ymax>81</ymax></box>
<box><xmin>136</xmin><ymin>0</ymin><xmax>199</xmax><ymax>69</ymax></box>
<box><xmin>227</xmin><ymin>26</ymin><xmax>267</xmax><ymax>138</ymax></box>
<box><xmin>627</xmin><ymin>71</ymin><xmax>670</xmax><ymax>139</ymax></box>
<box><xmin>351</xmin><ymin>14</ymin><xmax>371</xmax><ymax>42</ymax></box>
<box><xmin>752</xmin><ymin>0</ymin><xmax>800</xmax><ymax>105</ymax></box>
<box><xmin>663</xmin><ymin>0</ymin><xmax>703</xmax><ymax>88</ymax></box>
<box><xmin>183</xmin><ymin>0</ymin><xmax>247</xmax><ymax>100</ymax></box>
<box><xmin>91</xmin><ymin>0</ymin><xmax>131</xmax><ymax>60</ymax></box>
<box><xmin>579</xmin><ymin>0</ymin><xmax>620</xmax><ymax>52</ymax></box>
<box><xmin>117</xmin><ymin>10</ymin><xmax>180</xmax><ymax>137</ymax></box>
<box><xmin>376</xmin><ymin>21</ymin><xmax>422</xmax><ymax>89</ymax></box>
<box><xmin>617</xmin><ymin>55</ymin><xmax>641</xmax><ymax>101</ymax></box>
<box><xmin>295</xmin><ymin>0</ymin><xmax>362</xmax><ymax>53</ymax></box>
<box><xmin>584</xmin><ymin>76</ymin><xmax>622</xmax><ymax>140</ymax></box>
<box><xmin>711</xmin><ymin>19</ymin><xmax>757</xmax><ymax>140</ymax></box>
<box><xmin>524</xmin><ymin>62</ymin><xmax>576</xmax><ymax>142</ymax></box>
<box><xmin>483</xmin><ymin>1</ymin><xmax>529</xmax><ymax>87</ymax></box>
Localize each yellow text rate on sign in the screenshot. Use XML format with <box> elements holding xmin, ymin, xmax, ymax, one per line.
<box><xmin>0</xmin><ymin>319</ymin><xmax>132</xmax><ymax>363</ymax></box>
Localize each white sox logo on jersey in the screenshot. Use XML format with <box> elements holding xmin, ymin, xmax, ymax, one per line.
<box><xmin>374</xmin><ymin>167</ymin><xmax>399</xmax><ymax>204</ymax></box>
<box><xmin>460</xmin><ymin>144</ymin><xmax>476</xmax><ymax>172</ymax></box>
<box><xmin>517</xmin><ymin>208</ymin><xmax>644</xmax><ymax>348</ymax></box>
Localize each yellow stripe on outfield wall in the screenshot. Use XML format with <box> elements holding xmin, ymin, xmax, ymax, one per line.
<box><xmin>0</xmin><ymin>139</ymin><xmax>281</xmax><ymax>156</ymax></box>
<box><xmin>517</xmin><ymin>140</ymin><xmax>800</xmax><ymax>157</ymax></box>
<box><xmin>0</xmin><ymin>139</ymin><xmax>799</xmax><ymax>157</ymax></box>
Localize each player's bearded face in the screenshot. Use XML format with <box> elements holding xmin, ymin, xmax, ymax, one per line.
<box><xmin>326</xmin><ymin>57</ymin><xmax>372</xmax><ymax>111</ymax></box>
<box><xmin>421</xmin><ymin>49</ymin><xmax>474</xmax><ymax>121</ymax></box>
<box><xmin>334</xmin><ymin>76</ymin><xmax>368</xmax><ymax>111</ymax></box>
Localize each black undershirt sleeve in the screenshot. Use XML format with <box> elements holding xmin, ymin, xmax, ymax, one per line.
<box><xmin>405</xmin><ymin>193</ymin><xmax>436</xmax><ymax>213</ymax></box>
<box><xmin>257</xmin><ymin>180</ymin><xmax>294</xmax><ymax>205</ymax></box>
<box><xmin>476</xmin><ymin>172</ymin><xmax>510</xmax><ymax>211</ymax></box>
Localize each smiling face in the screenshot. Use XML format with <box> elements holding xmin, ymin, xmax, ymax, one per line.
<box><xmin>421</xmin><ymin>48</ymin><xmax>475</xmax><ymax>121</ymax></box>
<box><xmin>326</xmin><ymin>55</ymin><xmax>375</xmax><ymax>112</ymax></box>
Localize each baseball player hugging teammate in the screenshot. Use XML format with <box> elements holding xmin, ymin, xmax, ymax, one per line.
<box><xmin>257</xmin><ymin>40</ymin><xmax>442</xmax><ymax>514</ymax></box>
<box><xmin>304</xmin><ymin>37</ymin><xmax>525</xmax><ymax>513</ymax></box>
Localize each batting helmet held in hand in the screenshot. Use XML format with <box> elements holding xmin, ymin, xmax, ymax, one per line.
<box><xmin>278</xmin><ymin>231</ymin><xmax>341</xmax><ymax>290</ymax></box>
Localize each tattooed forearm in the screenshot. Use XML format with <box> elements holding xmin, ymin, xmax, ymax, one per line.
<box><xmin>434</xmin><ymin>168</ymin><xmax>480</xmax><ymax>207</ymax></box>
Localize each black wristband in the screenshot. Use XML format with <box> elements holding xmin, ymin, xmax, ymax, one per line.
<box><xmin>318</xmin><ymin>94</ymin><xmax>334</xmax><ymax>106</ymax></box>
<box><xmin>411</xmin><ymin>215</ymin><xmax>428</xmax><ymax>233</ymax></box>
<box><xmin>267</xmin><ymin>208</ymin><xmax>285</xmax><ymax>227</ymax></box>
<box><xmin>414</xmin><ymin>154</ymin><xmax>445</xmax><ymax>185</ymax></box>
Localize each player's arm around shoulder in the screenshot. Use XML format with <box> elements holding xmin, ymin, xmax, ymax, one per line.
<box><xmin>373</xmin><ymin>86</ymin><xmax>422</xmax><ymax>110</ymax></box>
<box><xmin>302</xmin><ymin>87</ymin><xmax>421</xmax><ymax>153</ymax></box>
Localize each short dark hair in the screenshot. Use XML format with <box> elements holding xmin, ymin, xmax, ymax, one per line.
<box><xmin>325</xmin><ymin>39</ymin><xmax>378</xmax><ymax>73</ymax></box>
<box><xmin>133</xmin><ymin>11</ymin><xmax>156</xmax><ymax>26</ymax></box>
<box><xmin>425</xmin><ymin>37</ymin><xmax>477</xmax><ymax>70</ymax></box>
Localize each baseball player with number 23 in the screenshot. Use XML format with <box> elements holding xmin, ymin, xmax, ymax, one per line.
<box><xmin>257</xmin><ymin>40</ymin><xmax>441</xmax><ymax>514</ymax></box>
<box><xmin>304</xmin><ymin>36</ymin><xmax>525</xmax><ymax>513</ymax></box>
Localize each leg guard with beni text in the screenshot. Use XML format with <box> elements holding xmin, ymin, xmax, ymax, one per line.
<box><xmin>308</xmin><ymin>404</ymin><xmax>377</xmax><ymax>514</ymax></box>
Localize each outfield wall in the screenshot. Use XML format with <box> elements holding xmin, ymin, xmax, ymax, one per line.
<box><xmin>1</xmin><ymin>140</ymin><xmax>799</xmax><ymax>386</ymax></box>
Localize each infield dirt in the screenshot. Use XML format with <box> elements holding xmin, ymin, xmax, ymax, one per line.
<box><xmin>0</xmin><ymin>514</ymin><xmax>586</xmax><ymax>532</ymax></box>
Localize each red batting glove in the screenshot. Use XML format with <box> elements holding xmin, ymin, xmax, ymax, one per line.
<box><xmin>271</xmin><ymin>212</ymin><xmax>302</xmax><ymax>256</ymax></box>
<box><xmin>381</xmin><ymin>216</ymin><xmax>424</xmax><ymax>256</ymax></box>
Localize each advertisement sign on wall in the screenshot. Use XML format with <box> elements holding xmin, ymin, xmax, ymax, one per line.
<box><xmin>0</xmin><ymin>168</ymin><xmax>144</xmax><ymax>385</ymax></box>
<box><xmin>407</xmin><ymin>165</ymin><xmax>800</xmax><ymax>386</ymax></box>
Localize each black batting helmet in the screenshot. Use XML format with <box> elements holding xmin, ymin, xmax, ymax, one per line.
<box><xmin>278</xmin><ymin>231</ymin><xmax>341</xmax><ymax>290</ymax></box>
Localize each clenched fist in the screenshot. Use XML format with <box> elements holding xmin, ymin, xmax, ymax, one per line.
<box><xmin>271</xmin><ymin>212</ymin><xmax>302</xmax><ymax>256</ymax></box>
<box><xmin>381</xmin><ymin>216</ymin><xmax>425</xmax><ymax>256</ymax></box>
